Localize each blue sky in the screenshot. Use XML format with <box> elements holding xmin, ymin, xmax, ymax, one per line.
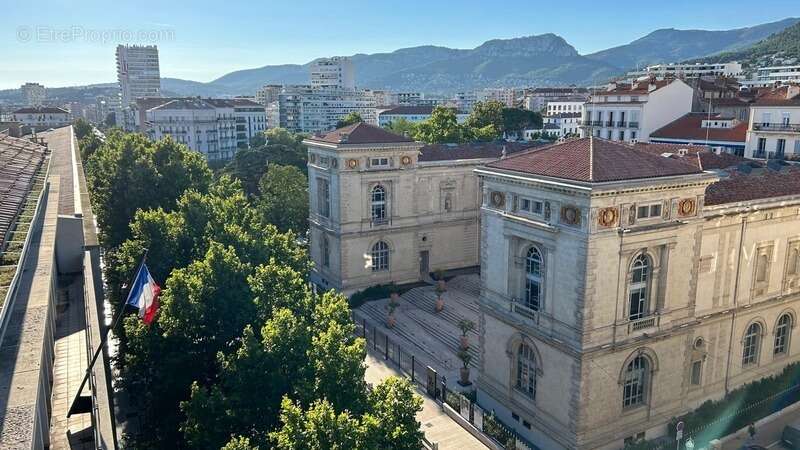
<box><xmin>1</xmin><ymin>0</ymin><xmax>796</xmax><ymax>89</ymax></box>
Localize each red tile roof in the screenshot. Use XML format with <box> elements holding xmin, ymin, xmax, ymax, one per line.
<box><xmin>485</xmin><ymin>137</ymin><xmax>703</xmax><ymax>183</ymax></box>
<box><xmin>306</xmin><ymin>122</ymin><xmax>414</xmax><ymax>145</ymax></box>
<box><xmin>753</xmin><ymin>85</ymin><xmax>800</xmax><ymax>106</ymax></box>
<box><xmin>705</xmin><ymin>167</ymin><xmax>800</xmax><ymax>205</ymax></box>
<box><xmin>419</xmin><ymin>141</ymin><xmax>538</xmax><ymax>162</ymax></box>
<box><xmin>633</xmin><ymin>142</ymin><xmax>751</xmax><ymax>171</ymax></box>
<box><xmin>650</xmin><ymin>113</ymin><xmax>747</xmax><ymax>143</ymax></box>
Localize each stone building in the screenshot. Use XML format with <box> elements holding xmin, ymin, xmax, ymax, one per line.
<box><xmin>305</xmin><ymin>122</ymin><xmax>531</xmax><ymax>293</ymax></box>
<box><xmin>474</xmin><ymin>137</ymin><xmax>800</xmax><ymax>449</ymax></box>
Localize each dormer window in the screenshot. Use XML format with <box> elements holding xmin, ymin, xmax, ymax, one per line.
<box><xmin>636</xmin><ymin>203</ymin><xmax>662</xmax><ymax>220</ymax></box>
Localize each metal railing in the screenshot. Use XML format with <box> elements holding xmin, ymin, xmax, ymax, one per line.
<box><xmin>753</xmin><ymin>123</ymin><xmax>800</xmax><ymax>133</ymax></box>
<box><xmin>628</xmin><ymin>121</ymin><xmax>640</xmax><ymax>128</ymax></box>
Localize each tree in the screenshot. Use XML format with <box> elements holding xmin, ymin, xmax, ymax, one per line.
<box><xmin>223</xmin><ymin>436</ymin><xmax>259</xmax><ymax>450</ymax></box>
<box><xmin>272</xmin><ymin>398</ymin><xmax>361</xmax><ymax>450</ymax></box>
<box><xmin>383</xmin><ymin>118</ymin><xmax>417</xmax><ymax>138</ymax></box>
<box><xmin>414</xmin><ymin>106</ymin><xmax>467</xmax><ymax>144</ymax></box>
<box><xmin>502</xmin><ymin>108</ymin><xmax>542</xmax><ymax>136</ymax></box>
<box><xmin>85</xmin><ymin>133</ymin><xmax>211</xmax><ymax>249</ymax></box>
<box><xmin>78</xmin><ymin>132</ymin><xmax>102</xmax><ymax>163</ymax></box>
<box><xmin>73</xmin><ymin>118</ymin><xmax>93</xmax><ymax>139</ymax></box>
<box><xmin>360</xmin><ymin>377</ymin><xmax>424</xmax><ymax>450</ymax></box>
<box><xmin>250</xmin><ymin>132</ymin><xmax>267</xmax><ymax>148</ymax></box>
<box><xmin>336</xmin><ymin>112</ymin><xmax>363</xmax><ymax>128</ymax></box>
<box><xmin>258</xmin><ymin>164</ymin><xmax>308</xmax><ymax>234</ymax></box>
<box><xmin>465</xmin><ymin>101</ymin><xmax>504</xmax><ymax>133</ymax></box>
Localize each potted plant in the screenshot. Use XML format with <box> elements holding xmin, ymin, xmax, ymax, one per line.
<box><xmin>434</xmin><ymin>284</ymin><xmax>445</xmax><ymax>312</ymax></box>
<box><xmin>458</xmin><ymin>319</ymin><xmax>475</xmax><ymax>350</ymax></box>
<box><xmin>457</xmin><ymin>349</ymin><xmax>472</xmax><ymax>386</ymax></box>
<box><xmin>435</xmin><ymin>269</ymin><xmax>447</xmax><ymax>291</ymax></box>
<box><xmin>386</xmin><ymin>298</ymin><xmax>398</xmax><ymax>329</ymax></box>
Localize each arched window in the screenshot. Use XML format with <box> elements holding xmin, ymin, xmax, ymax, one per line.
<box><xmin>743</xmin><ymin>323</ymin><xmax>762</xmax><ymax>366</ymax></box>
<box><xmin>628</xmin><ymin>254</ymin><xmax>651</xmax><ymax>320</ymax></box>
<box><xmin>371</xmin><ymin>241</ymin><xmax>389</xmax><ymax>272</ymax></box>
<box><xmin>622</xmin><ymin>356</ymin><xmax>648</xmax><ymax>407</ymax></box>
<box><xmin>371</xmin><ymin>185</ymin><xmax>387</xmax><ymax>223</ymax></box>
<box><xmin>321</xmin><ymin>235</ymin><xmax>330</xmax><ymax>268</ymax></box>
<box><xmin>516</xmin><ymin>343</ymin><xmax>537</xmax><ymax>399</ymax></box>
<box><xmin>525</xmin><ymin>247</ymin><xmax>543</xmax><ymax>311</ymax></box>
<box><xmin>775</xmin><ymin>314</ymin><xmax>792</xmax><ymax>356</ymax></box>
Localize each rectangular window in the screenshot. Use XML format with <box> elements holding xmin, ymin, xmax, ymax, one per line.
<box><xmin>317</xmin><ymin>178</ymin><xmax>330</xmax><ymax>218</ymax></box>
<box><xmin>370</xmin><ymin>157</ymin><xmax>390</xmax><ymax>168</ymax></box>
<box><xmin>758</xmin><ymin>137</ymin><xmax>766</xmax><ymax>152</ymax></box>
<box><xmin>690</xmin><ymin>360</ymin><xmax>702</xmax><ymax>385</ymax></box>
<box><xmin>777</xmin><ymin>139</ymin><xmax>786</xmax><ymax>155</ymax></box>
<box><xmin>519</xmin><ymin>197</ymin><xmax>543</xmax><ymax>215</ymax></box>
<box><xmin>636</xmin><ymin>203</ymin><xmax>662</xmax><ymax>219</ymax></box>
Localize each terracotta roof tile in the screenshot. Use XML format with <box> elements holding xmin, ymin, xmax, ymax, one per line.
<box><xmin>705</xmin><ymin>167</ymin><xmax>800</xmax><ymax>205</ymax></box>
<box><xmin>650</xmin><ymin>113</ymin><xmax>747</xmax><ymax>143</ymax></box>
<box><xmin>633</xmin><ymin>142</ymin><xmax>751</xmax><ymax>170</ymax></box>
<box><xmin>305</xmin><ymin>122</ymin><xmax>414</xmax><ymax>145</ymax></box>
<box><xmin>485</xmin><ymin>137</ymin><xmax>703</xmax><ymax>183</ymax></box>
<box><xmin>419</xmin><ymin>141</ymin><xmax>537</xmax><ymax>162</ymax></box>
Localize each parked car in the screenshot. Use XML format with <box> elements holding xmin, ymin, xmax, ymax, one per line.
<box><xmin>783</xmin><ymin>420</ymin><xmax>800</xmax><ymax>449</ymax></box>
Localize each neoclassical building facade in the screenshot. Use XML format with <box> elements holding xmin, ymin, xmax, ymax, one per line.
<box><xmin>305</xmin><ymin>122</ymin><xmax>530</xmax><ymax>293</ymax></box>
<box><xmin>475</xmin><ymin>137</ymin><xmax>800</xmax><ymax>449</ymax></box>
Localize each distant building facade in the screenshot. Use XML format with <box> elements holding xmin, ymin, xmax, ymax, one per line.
<box><xmin>581</xmin><ymin>78</ymin><xmax>694</xmax><ymax>142</ymax></box>
<box><xmin>626</xmin><ymin>62</ymin><xmax>743</xmax><ymax>80</ymax></box>
<box><xmin>523</xmin><ymin>87</ymin><xmax>589</xmax><ymax>112</ymax></box>
<box><xmin>478</xmin><ymin>88</ymin><xmax>519</xmax><ymax>108</ymax></box>
<box><xmin>11</xmin><ymin>106</ymin><xmax>71</xmax><ymax>131</ymax></box>
<box><xmin>744</xmin><ymin>84</ymin><xmax>800</xmax><ymax>160</ymax></box>
<box><xmin>378</xmin><ymin>105</ymin><xmax>468</xmax><ymax>127</ymax></box>
<box><xmin>20</xmin><ymin>82</ymin><xmax>46</xmax><ymax>106</ymax></box>
<box><xmin>255</xmin><ymin>84</ymin><xmax>283</xmax><ymax>106</ymax></box>
<box><xmin>116</xmin><ymin>45</ymin><xmax>161</xmax><ymax>109</ymax></box>
<box><xmin>277</xmin><ymin>85</ymin><xmax>377</xmax><ymax>133</ymax></box>
<box><xmin>310</xmin><ymin>56</ymin><xmax>355</xmax><ymax>90</ymax></box>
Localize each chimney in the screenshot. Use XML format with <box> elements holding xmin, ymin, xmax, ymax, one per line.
<box><xmin>787</xmin><ymin>85</ymin><xmax>800</xmax><ymax>99</ymax></box>
<box><xmin>501</xmin><ymin>145</ymin><xmax>507</xmax><ymax>159</ymax></box>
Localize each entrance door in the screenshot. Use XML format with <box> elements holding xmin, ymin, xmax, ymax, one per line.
<box><xmin>419</xmin><ymin>251</ymin><xmax>429</xmax><ymax>277</ymax></box>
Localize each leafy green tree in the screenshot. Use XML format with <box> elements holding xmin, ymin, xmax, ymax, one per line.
<box><xmin>502</xmin><ymin>108</ymin><xmax>542</xmax><ymax>135</ymax></box>
<box><xmin>360</xmin><ymin>377</ymin><xmax>424</xmax><ymax>450</ymax></box>
<box><xmin>223</xmin><ymin>436</ymin><xmax>259</xmax><ymax>450</ymax></box>
<box><xmin>73</xmin><ymin>118</ymin><xmax>93</xmax><ymax>139</ymax></box>
<box><xmin>383</xmin><ymin>117</ymin><xmax>418</xmax><ymax>137</ymax></box>
<box><xmin>414</xmin><ymin>106</ymin><xmax>468</xmax><ymax>143</ymax></box>
<box><xmin>250</xmin><ymin>132</ymin><xmax>267</xmax><ymax>148</ymax></box>
<box><xmin>78</xmin><ymin>132</ymin><xmax>103</xmax><ymax>163</ymax></box>
<box><xmin>465</xmin><ymin>101</ymin><xmax>505</xmax><ymax>133</ymax></box>
<box><xmin>223</xmin><ymin>147</ymin><xmax>270</xmax><ymax>196</ymax></box>
<box><xmin>258</xmin><ymin>164</ymin><xmax>308</xmax><ymax>234</ymax></box>
<box><xmin>336</xmin><ymin>112</ymin><xmax>363</xmax><ymax>128</ymax></box>
<box><xmin>85</xmin><ymin>133</ymin><xmax>211</xmax><ymax>249</ymax></box>
<box><xmin>272</xmin><ymin>398</ymin><xmax>361</xmax><ymax>450</ymax></box>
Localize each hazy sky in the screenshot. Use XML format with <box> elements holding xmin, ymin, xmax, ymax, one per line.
<box><xmin>1</xmin><ymin>0</ymin><xmax>796</xmax><ymax>89</ymax></box>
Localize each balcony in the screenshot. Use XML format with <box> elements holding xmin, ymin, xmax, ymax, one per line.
<box><xmin>628</xmin><ymin>121</ymin><xmax>639</xmax><ymax>128</ymax></box>
<box><xmin>510</xmin><ymin>297</ymin><xmax>540</xmax><ymax>324</ymax></box>
<box><xmin>605</xmin><ymin>121</ymin><xmax>614</xmax><ymax>127</ymax></box>
<box><xmin>616</xmin><ymin>121</ymin><xmax>627</xmax><ymax>128</ymax></box>
<box><xmin>627</xmin><ymin>314</ymin><xmax>659</xmax><ymax>333</ymax></box>
<box><xmin>753</xmin><ymin>122</ymin><xmax>800</xmax><ymax>133</ymax></box>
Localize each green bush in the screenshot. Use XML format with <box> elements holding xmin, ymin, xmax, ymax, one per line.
<box><xmin>349</xmin><ymin>283</ymin><xmax>400</xmax><ymax>308</ymax></box>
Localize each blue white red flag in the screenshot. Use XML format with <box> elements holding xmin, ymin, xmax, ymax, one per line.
<box><xmin>125</xmin><ymin>263</ymin><xmax>161</xmax><ymax>325</ymax></box>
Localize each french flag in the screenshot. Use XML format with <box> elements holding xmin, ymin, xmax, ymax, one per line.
<box><xmin>126</xmin><ymin>263</ymin><xmax>161</xmax><ymax>325</ymax></box>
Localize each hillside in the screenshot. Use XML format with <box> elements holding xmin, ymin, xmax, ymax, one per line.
<box><xmin>692</xmin><ymin>21</ymin><xmax>800</xmax><ymax>67</ymax></box>
<box><xmin>585</xmin><ymin>17</ymin><xmax>799</xmax><ymax>70</ymax></box>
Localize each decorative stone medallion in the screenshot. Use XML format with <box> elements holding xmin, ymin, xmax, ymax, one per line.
<box><xmin>490</xmin><ymin>191</ymin><xmax>505</xmax><ymax>208</ymax></box>
<box><xmin>597</xmin><ymin>207</ymin><xmax>619</xmax><ymax>227</ymax></box>
<box><xmin>401</xmin><ymin>155</ymin><xmax>412</xmax><ymax>166</ymax></box>
<box><xmin>678</xmin><ymin>198</ymin><xmax>696</xmax><ymax>217</ymax></box>
<box><xmin>347</xmin><ymin>158</ymin><xmax>358</xmax><ymax>169</ymax></box>
<box><xmin>560</xmin><ymin>205</ymin><xmax>581</xmax><ymax>226</ymax></box>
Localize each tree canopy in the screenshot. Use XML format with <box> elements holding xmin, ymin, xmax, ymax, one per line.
<box><xmin>258</xmin><ymin>164</ymin><xmax>309</xmax><ymax>234</ymax></box>
<box><xmin>336</xmin><ymin>112</ymin><xmax>364</xmax><ymax>128</ymax></box>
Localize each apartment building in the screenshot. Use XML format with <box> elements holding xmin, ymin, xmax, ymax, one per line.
<box><xmin>476</xmin><ymin>137</ymin><xmax>800</xmax><ymax>449</ymax></box>
<box><xmin>745</xmin><ymin>84</ymin><xmax>800</xmax><ymax>160</ymax></box>
<box><xmin>207</xmin><ymin>98</ymin><xmax>267</xmax><ymax>148</ymax></box>
<box><xmin>255</xmin><ymin>84</ymin><xmax>283</xmax><ymax>106</ymax></box>
<box><xmin>580</xmin><ymin>78</ymin><xmax>694</xmax><ymax>142</ymax></box>
<box><xmin>746</xmin><ymin>64</ymin><xmax>800</xmax><ymax>87</ymax></box>
<box><xmin>11</xmin><ymin>106</ymin><xmax>71</xmax><ymax>131</ymax></box>
<box><xmin>20</xmin><ymin>82</ymin><xmax>46</xmax><ymax>106</ymax></box>
<box><xmin>276</xmin><ymin>85</ymin><xmax>377</xmax><ymax>133</ymax></box>
<box><xmin>523</xmin><ymin>87</ymin><xmax>589</xmax><ymax>112</ymax></box>
<box><xmin>135</xmin><ymin>98</ymin><xmax>237</xmax><ymax>160</ymax></box>
<box><xmin>542</xmin><ymin>112</ymin><xmax>582</xmax><ymax>137</ymax></box>
<box><xmin>310</xmin><ymin>56</ymin><xmax>355</xmax><ymax>90</ymax></box>
<box><xmin>627</xmin><ymin>61</ymin><xmax>743</xmax><ymax>81</ymax></box>
<box><xmin>116</xmin><ymin>45</ymin><xmax>161</xmax><ymax>109</ymax></box>
<box><xmin>478</xmin><ymin>88</ymin><xmax>519</xmax><ymax>107</ymax></box>
<box><xmin>545</xmin><ymin>100</ymin><xmax>584</xmax><ymax>115</ymax></box>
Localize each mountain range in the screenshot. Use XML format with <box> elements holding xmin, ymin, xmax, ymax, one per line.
<box><xmin>2</xmin><ymin>17</ymin><xmax>798</xmax><ymax>103</ymax></box>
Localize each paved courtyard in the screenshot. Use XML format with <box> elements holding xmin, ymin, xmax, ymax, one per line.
<box><xmin>355</xmin><ymin>274</ymin><xmax>482</xmax><ymax>389</ymax></box>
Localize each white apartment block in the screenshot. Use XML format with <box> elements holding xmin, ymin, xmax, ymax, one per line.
<box><xmin>523</xmin><ymin>87</ymin><xmax>589</xmax><ymax>112</ymax></box>
<box><xmin>277</xmin><ymin>85</ymin><xmax>377</xmax><ymax>133</ymax></box>
<box><xmin>255</xmin><ymin>84</ymin><xmax>283</xmax><ymax>106</ymax></box>
<box><xmin>378</xmin><ymin>105</ymin><xmax>468</xmax><ymax>127</ymax></box>
<box><xmin>581</xmin><ymin>78</ymin><xmax>694</xmax><ymax>142</ymax></box>
<box><xmin>397</xmin><ymin>92</ymin><xmax>423</xmax><ymax>105</ymax></box>
<box><xmin>20</xmin><ymin>83</ymin><xmax>46</xmax><ymax>106</ymax></box>
<box><xmin>207</xmin><ymin>98</ymin><xmax>267</xmax><ymax>148</ymax></box>
<box><xmin>745</xmin><ymin>85</ymin><xmax>800</xmax><ymax>160</ymax></box>
<box><xmin>11</xmin><ymin>106</ymin><xmax>71</xmax><ymax>131</ymax></box>
<box><xmin>366</xmin><ymin>90</ymin><xmax>398</xmax><ymax>107</ymax></box>
<box><xmin>453</xmin><ymin>91</ymin><xmax>478</xmax><ymax>111</ymax></box>
<box><xmin>545</xmin><ymin>100</ymin><xmax>584</xmax><ymax>115</ymax></box>
<box><xmin>116</xmin><ymin>45</ymin><xmax>161</xmax><ymax>109</ymax></box>
<box><xmin>754</xmin><ymin>64</ymin><xmax>800</xmax><ymax>86</ymax></box>
<box><xmin>478</xmin><ymin>88</ymin><xmax>519</xmax><ymax>107</ymax></box>
<box><xmin>543</xmin><ymin>112</ymin><xmax>582</xmax><ymax>137</ymax></box>
<box><xmin>626</xmin><ymin>62</ymin><xmax>743</xmax><ymax>81</ymax></box>
<box><xmin>310</xmin><ymin>56</ymin><xmax>355</xmax><ymax>90</ymax></box>
<box><xmin>137</xmin><ymin>98</ymin><xmax>237</xmax><ymax>161</ymax></box>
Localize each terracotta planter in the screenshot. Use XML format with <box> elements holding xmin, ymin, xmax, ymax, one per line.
<box><xmin>460</xmin><ymin>335</ymin><xmax>469</xmax><ymax>350</ymax></box>
<box><xmin>459</xmin><ymin>367</ymin><xmax>472</xmax><ymax>386</ymax></box>
<box><xmin>435</xmin><ymin>296</ymin><xmax>444</xmax><ymax>312</ymax></box>
<box><xmin>387</xmin><ymin>314</ymin><xmax>396</xmax><ymax>329</ymax></box>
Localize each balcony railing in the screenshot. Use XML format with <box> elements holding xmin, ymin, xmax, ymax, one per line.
<box><xmin>510</xmin><ymin>298</ymin><xmax>540</xmax><ymax>324</ymax></box>
<box><xmin>616</xmin><ymin>121</ymin><xmax>627</xmax><ymax>128</ymax></box>
<box><xmin>753</xmin><ymin>123</ymin><xmax>800</xmax><ymax>133</ymax></box>
<box><xmin>627</xmin><ymin>314</ymin><xmax>659</xmax><ymax>333</ymax></box>
<box><xmin>628</xmin><ymin>121</ymin><xmax>639</xmax><ymax>128</ymax></box>
<box><xmin>605</xmin><ymin>121</ymin><xmax>614</xmax><ymax>127</ymax></box>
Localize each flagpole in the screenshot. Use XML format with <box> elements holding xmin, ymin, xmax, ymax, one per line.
<box><xmin>67</xmin><ymin>248</ymin><xmax>149</xmax><ymax>417</ymax></box>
